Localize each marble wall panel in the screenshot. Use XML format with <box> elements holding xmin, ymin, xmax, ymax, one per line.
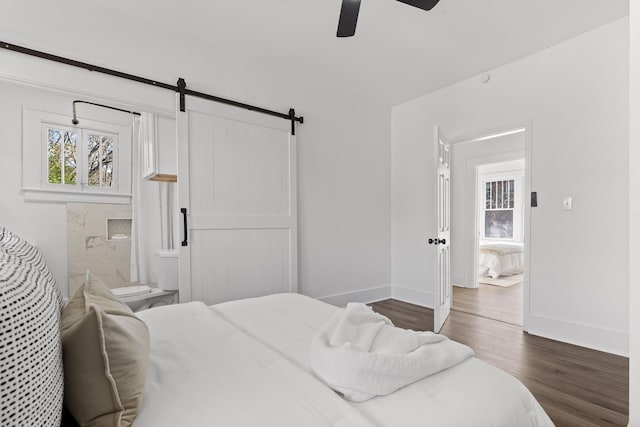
<box><xmin>66</xmin><ymin>203</ymin><xmax>133</xmax><ymax>296</ymax></box>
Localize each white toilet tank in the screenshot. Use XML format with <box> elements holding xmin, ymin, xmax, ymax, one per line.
<box><xmin>155</xmin><ymin>249</ymin><xmax>179</xmax><ymax>291</ymax></box>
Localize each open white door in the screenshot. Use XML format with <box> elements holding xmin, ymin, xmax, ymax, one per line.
<box><xmin>432</xmin><ymin>125</ymin><xmax>451</xmax><ymax>333</ymax></box>
<box><xmin>177</xmin><ymin>95</ymin><xmax>297</xmax><ymax>305</ymax></box>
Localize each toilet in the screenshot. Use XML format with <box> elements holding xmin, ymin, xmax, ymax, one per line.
<box><xmin>155</xmin><ymin>249</ymin><xmax>179</xmax><ymax>291</ymax></box>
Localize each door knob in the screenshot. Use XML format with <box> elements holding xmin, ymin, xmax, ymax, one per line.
<box><xmin>428</xmin><ymin>238</ymin><xmax>446</xmax><ymax>245</ymax></box>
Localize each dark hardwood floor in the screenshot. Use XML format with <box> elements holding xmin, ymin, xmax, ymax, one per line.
<box><xmin>453</xmin><ymin>282</ymin><xmax>523</xmax><ymax>325</ymax></box>
<box><xmin>369</xmin><ymin>299</ymin><xmax>629</xmax><ymax>427</ymax></box>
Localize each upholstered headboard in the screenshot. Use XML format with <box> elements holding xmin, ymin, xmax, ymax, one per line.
<box><xmin>0</xmin><ymin>228</ymin><xmax>64</xmax><ymax>427</ymax></box>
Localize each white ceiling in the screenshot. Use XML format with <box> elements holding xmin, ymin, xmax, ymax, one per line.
<box><xmin>6</xmin><ymin>0</ymin><xmax>631</xmax><ymax>106</ymax></box>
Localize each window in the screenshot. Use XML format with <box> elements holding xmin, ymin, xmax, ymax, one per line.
<box><xmin>87</xmin><ymin>133</ymin><xmax>115</xmax><ymax>188</ymax></box>
<box><xmin>484</xmin><ymin>179</ymin><xmax>515</xmax><ymax>239</ymax></box>
<box><xmin>44</xmin><ymin>125</ymin><xmax>117</xmax><ymax>190</ymax></box>
<box><xmin>46</xmin><ymin>128</ymin><xmax>77</xmax><ymax>185</ymax></box>
<box><xmin>23</xmin><ymin>108</ymin><xmax>132</xmax><ymax>204</ymax></box>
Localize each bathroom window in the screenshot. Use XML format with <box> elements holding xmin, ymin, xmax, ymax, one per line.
<box><xmin>87</xmin><ymin>133</ymin><xmax>115</xmax><ymax>189</ymax></box>
<box><xmin>46</xmin><ymin>128</ymin><xmax>77</xmax><ymax>185</ymax></box>
<box><xmin>23</xmin><ymin>108</ymin><xmax>132</xmax><ymax>204</ymax></box>
<box><xmin>46</xmin><ymin>126</ymin><xmax>116</xmax><ymax>190</ymax></box>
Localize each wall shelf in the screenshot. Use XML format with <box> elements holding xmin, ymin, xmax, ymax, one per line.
<box><xmin>106</xmin><ymin>218</ymin><xmax>132</xmax><ymax>241</ymax></box>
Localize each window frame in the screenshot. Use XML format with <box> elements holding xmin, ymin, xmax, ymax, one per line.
<box><xmin>483</xmin><ymin>178</ymin><xmax>515</xmax><ymax>239</ymax></box>
<box><xmin>479</xmin><ymin>172</ymin><xmax>524</xmax><ymax>242</ymax></box>
<box><xmin>23</xmin><ymin>107</ymin><xmax>132</xmax><ymax>204</ymax></box>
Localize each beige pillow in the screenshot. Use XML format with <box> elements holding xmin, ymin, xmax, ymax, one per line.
<box><xmin>61</xmin><ymin>275</ymin><xmax>150</xmax><ymax>427</ymax></box>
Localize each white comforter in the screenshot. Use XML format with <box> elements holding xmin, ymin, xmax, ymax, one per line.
<box><xmin>214</xmin><ymin>294</ymin><xmax>553</xmax><ymax>427</ymax></box>
<box><xmin>135</xmin><ymin>302</ymin><xmax>374</xmax><ymax>427</ymax></box>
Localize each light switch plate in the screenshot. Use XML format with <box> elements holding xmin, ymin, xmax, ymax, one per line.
<box><xmin>562</xmin><ymin>197</ymin><xmax>573</xmax><ymax>210</ymax></box>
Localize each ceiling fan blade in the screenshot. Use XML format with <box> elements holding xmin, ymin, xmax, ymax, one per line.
<box><xmin>395</xmin><ymin>0</ymin><xmax>440</xmax><ymax>11</ymax></box>
<box><xmin>337</xmin><ymin>0</ymin><xmax>361</xmax><ymax>38</ymax></box>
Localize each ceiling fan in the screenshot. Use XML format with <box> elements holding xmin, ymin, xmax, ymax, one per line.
<box><xmin>337</xmin><ymin>0</ymin><xmax>441</xmax><ymax>37</ymax></box>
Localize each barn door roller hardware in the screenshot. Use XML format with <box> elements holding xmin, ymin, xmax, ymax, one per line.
<box><xmin>1</xmin><ymin>41</ymin><xmax>304</xmax><ymax>135</ymax></box>
<box><xmin>175</xmin><ymin>77</ymin><xmax>303</xmax><ymax>135</ymax></box>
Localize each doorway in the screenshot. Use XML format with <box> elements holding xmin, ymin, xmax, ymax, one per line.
<box><xmin>449</xmin><ymin>127</ymin><xmax>529</xmax><ymax>327</ymax></box>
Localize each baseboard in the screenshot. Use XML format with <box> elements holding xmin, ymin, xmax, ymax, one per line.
<box><xmin>318</xmin><ymin>285</ymin><xmax>434</xmax><ymax>309</ymax></box>
<box><xmin>451</xmin><ymin>273</ymin><xmax>466</xmax><ymax>287</ymax></box>
<box><xmin>390</xmin><ymin>285</ymin><xmax>433</xmax><ymax>308</ymax></box>
<box><xmin>317</xmin><ymin>286</ymin><xmax>628</xmax><ymax>356</ymax></box>
<box><xmin>318</xmin><ymin>286</ymin><xmax>391</xmax><ymax>307</ymax></box>
<box><xmin>526</xmin><ymin>313</ymin><xmax>629</xmax><ymax>357</ymax></box>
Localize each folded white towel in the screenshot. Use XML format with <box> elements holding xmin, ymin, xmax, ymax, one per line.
<box><xmin>310</xmin><ymin>303</ymin><xmax>474</xmax><ymax>402</ymax></box>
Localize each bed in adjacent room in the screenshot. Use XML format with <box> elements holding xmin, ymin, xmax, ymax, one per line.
<box><xmin>479</xmin><ymin>241</ymin><xmax>524</xmax><ymax>279</ymax></box>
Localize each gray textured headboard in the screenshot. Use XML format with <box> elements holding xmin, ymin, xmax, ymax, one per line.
<box><xmin>0</xmin><ymin>228</ymin><xmax>64</xmax><ymax>427</ymax></box>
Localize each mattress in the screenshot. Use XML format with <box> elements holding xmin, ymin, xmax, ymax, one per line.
<box><xmin>135</xmin><ymin>302</ymin><xmax>374</xmax><ymax>427</ymax></box>
<box><xmin>479</xmin><ymin>242</ymin><xmax>524</xmax><ymax>278</ymax></box>
<box><xmin>213</xmin><ymin>293</ymin><xmax>553</xmax><ymax>427</ymax></box>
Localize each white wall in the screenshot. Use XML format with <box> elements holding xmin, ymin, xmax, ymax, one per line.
<box><xmin>392</xmin><ymin>18</ymin><xmax>629</xmax><ymax>355</ymax></box>
<box><xmin>450</xmin><ymin>134</ymin><xmax>525</xmax><ymax>288</ymax></box>
<box><xmin>0</xmin><ymin>4</ymin><xmax>391</xmax><ymax>301</ymax></box>
<box><xmin>629</xmin><ymin>0</ymin><xmax>639</xmax><ymax>423</ymax></box>
<box><xmin>0</xmin><ymin>81</ymin><xmax>69</xmax><ymax>295</ymax></box>
<box><xmin>477</xmin><ymin>158</ymin><xmax>525</xmax><ymax>176</ymax></box>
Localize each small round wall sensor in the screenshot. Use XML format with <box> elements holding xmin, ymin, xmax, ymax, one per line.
<box><xmin>480</xmin><ymin>73</ymin><xmax>491</xmax><ymax>84</ymax></box>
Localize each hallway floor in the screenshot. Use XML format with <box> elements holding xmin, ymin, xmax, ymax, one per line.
<box><xmin>452</xmin><ymin>281</ymin><xmax>523</xmax><ymax>325</ymax></box>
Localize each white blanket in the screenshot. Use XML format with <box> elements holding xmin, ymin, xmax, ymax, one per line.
<box><xmin>214</xmin><ymin>294</ymin><xmax>554</xmax><ymax>427</ymax></box>
<box><xmin>135</xmin><ymin>302</ymin><xmax>374</xmax><ymax>427</ymax></box>
<box><xmin>310</xmin><ymin>303</ymin><xmax>474</xmax><ymax>402</ymax></box>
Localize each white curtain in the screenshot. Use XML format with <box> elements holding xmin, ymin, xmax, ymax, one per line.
<box><xmin>158</xmin><ymin>182</ymin><xmax>177</xmax><ymax>250</ymax></box>
<box><xmin>130</xmin><ymin>113</ymin><xmax>176</xmax><ymax>284</ymax></box>
<box><xmin>131</xmin><ymin>114</ymin><xmax>160</xmax><ymax>284</ymax></box>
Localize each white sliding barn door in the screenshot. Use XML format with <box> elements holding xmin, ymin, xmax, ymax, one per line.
<box><xmin>177</xmin><ymin>96</ymin><xmax>297</xmax><ymax>305</ymax></box>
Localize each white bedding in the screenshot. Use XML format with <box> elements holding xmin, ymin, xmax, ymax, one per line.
<box><xmin>310</xmin><ymin>303</ymin><xmax>474</xmax><ymax>402</ymax></box>
<box><xmin>134</xmin><ymin>302</ymin><xmax>374</xmax><ymax>427</ymax></box>
<box><xmin>214</xmin><ymin>294</ymin><xmax>553</xmax><ymax>427</ymax></box>
<box><xmin>479</xmin><ymin>241</ymin><xmax>524</xmax><ymax>278</ymax></box>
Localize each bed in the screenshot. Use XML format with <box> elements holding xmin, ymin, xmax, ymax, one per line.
<box><xmin>134</xmin><ymin>297</ymin><xmax>552</xmax><ymax>426</ymax></box>
<box><xmin>212</xmin><ymin>294</ymin><xmax>552</xmax><ymax>427</ymax></box>
<box><xmin>479</xmin><ymin>241</ymin><xmax>524</xmax><ymax>278</ymax></box>
<box><xmin>0</xmin><ymin>227</ymin><xmax>552</xmax><ymax>427</ymax></box>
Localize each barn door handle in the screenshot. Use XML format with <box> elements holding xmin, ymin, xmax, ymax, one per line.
<box><xmin>181</xmin><ymin>208</ymin><xmax>188</xmax><ymax>247</ymax></box>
